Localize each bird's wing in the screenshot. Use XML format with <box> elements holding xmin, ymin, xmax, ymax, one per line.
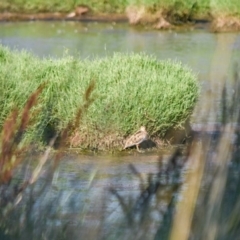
<box><xmin>124</xmin><ymin>131</ymin><xmax>144</xmax><ymax>149</ymax></box>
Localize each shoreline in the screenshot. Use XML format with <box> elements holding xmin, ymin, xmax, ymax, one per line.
<box><xmin>0</xmin><ymin>11</ymin><xmax>239</xmax><ymax>32</ymax></box>
<box><xmin>0</xmin><ymin>12</ymin><xmax>127</xmax><ymax>22</ymax></box>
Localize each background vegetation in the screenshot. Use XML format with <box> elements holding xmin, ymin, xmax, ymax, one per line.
<box><xmin>0</xmin><ymin>0</ymin><xmax>239</xmax><ymax>18</ymax></box>
<box><xmin>0</xmin><ymin>45</ymin><xmax>198</xmax><ymax>149</ymax></box>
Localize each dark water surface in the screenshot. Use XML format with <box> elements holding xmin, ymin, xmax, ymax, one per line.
<box><xmin>1</xmin><ymin>21</ymin><xmax>240</xmax><ymax>239</ymax></box>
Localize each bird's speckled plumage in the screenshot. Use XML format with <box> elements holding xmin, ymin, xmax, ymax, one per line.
<box><xmin>123</xmin><ymin>126</ymin><xmax>148</xmax><ymax>151</ymax></box>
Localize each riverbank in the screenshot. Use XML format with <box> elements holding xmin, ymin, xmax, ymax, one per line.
<box><xmin>0</xmin><ymin>45</ymin><xmax>198</xmax><ymax>151</ymax></box>
<box><xmin>0</xmin><ymin>0</ymin><xmax>240</xmax><ymax>32</ymax></box>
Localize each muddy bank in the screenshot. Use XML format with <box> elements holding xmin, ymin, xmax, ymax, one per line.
<box><xmin>211</xmin><ymin>15</ymin><xmax>240</xmax><ymax>32</ymax></box>
<box><xmin>0</xmin><ymin>9</ymin><xmax>240</xmax><ymax>32</ymax></box>
<box><xmin>0</xmin><ymin>12</ymin><xmax>127</xmax><ymax>22</ymax></box>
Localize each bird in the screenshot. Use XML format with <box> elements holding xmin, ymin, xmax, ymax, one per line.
<box><xmin>123</xmin><ymin>126</ymin><xmax>148</xmax><ymax>152</ymax></box>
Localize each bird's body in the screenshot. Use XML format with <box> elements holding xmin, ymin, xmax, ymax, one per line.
<box><xmin>123</xmin><ymin>126</ymin><xmax>148</xmax><ymax>151</ymax></box>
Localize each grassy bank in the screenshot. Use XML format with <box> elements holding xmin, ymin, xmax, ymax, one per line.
<box><xmin>0</xmin><ymin>0</ymin><xmax>209</xmax><ymax>15</ymax></box>
<box><xmin>0</xmin><ymin>0</ymin><xmax>127</xmax><ymax>13</ymax></box>
<box><xmin>0</xmin><ymin>0</ymin><xmax>225</xmax><ymax>15</ymax></box>
<box><xmin>0</xmin><ymin>45</ymin><xmax>198</xmax><ymax>150</ymax></box>
<box><xmin>0</xmin><ymin>0</ymin><xmax>240</xmax><ymax>19</ymax></box>
<box><xmin>0</xmin><ymin>1</ymin><xmax>240</xmax><ymax>31</ymax></box>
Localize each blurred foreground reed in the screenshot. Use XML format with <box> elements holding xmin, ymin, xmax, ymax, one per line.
<box><xmin>0</xmin><ymin>81</ymin><xmax>95</xmax><ymax>239</ymax></box>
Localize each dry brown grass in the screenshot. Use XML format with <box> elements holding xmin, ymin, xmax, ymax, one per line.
<box><xmin>0</xmin><ymin>83</ymin><xmax>45</xmax><ymax>184</ymax></box>
<box><xmin>211</xmin><ymin>15</ymin><xmax>240</xmax><ymax>32</ymax></box>
<box><xmin>125</xmin><ymin>5</ymin><xmax>172</xmax><ymax>29</ymax></box>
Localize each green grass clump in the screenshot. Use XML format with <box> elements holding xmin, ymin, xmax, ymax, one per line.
<box><xmin>128</xmin><ymin>0</ymin><xmax>211</xmax><ymax>18</ymax></box>
<box><xmin>0</xmin><ymin>45</ymin><xmax>198</xmax><ymax>149</ymax></box>
<box><xmin>210</xmin><ymin>0</ymin><xmax>240</xmax><ymax>17</ymax></box>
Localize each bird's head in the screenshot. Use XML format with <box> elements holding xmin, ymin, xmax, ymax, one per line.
<box><xmin>140</xmin><ymin>126</ymin><xmax>146</xmax><ymax>131</ymax></box>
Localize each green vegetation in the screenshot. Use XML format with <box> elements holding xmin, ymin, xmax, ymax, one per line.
<box><xmin>0</xmin><ymin>45</ymin><xmax>198</xmax><ymax>149</ymax></box>
<box><xmin>210</xmin><ymin>0</ymin><xmax>240</xmax><ymax>16</ymax></box>
<box><xmin>0</xmin><ymin>0</ymin><xmax>128</xmax><ymax>13</ymax></box>
<box><xmin>0</xmin><ymin>0</ymin><xmax>239</xmax><ymax>18</ymax></box>
<box><xmin>1</xmin><ymin>0</ymin><xmax>240</xmax><ymax>31</ymax></box>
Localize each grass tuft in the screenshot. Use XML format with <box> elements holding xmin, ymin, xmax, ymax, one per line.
<box><xmin>0</xmin><ymin>45</ymin><xmax>198</xmax><ymax>149</ymax></box>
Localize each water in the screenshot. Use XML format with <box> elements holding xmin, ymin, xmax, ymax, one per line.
<box><xmin>0</xmin><ymin>21</ymin><xmax>239</xmax><ymax>73</ymax></box>
<box><xmin>1</xmin><ymin>21</ymin><xmax>240</xmax><ymax>239</ymax></box>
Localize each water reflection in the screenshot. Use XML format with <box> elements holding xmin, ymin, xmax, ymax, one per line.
<box><xmin>0</xmin><ymin>21</ymin><xmax>239</xmax><ymax>70</ymax></box>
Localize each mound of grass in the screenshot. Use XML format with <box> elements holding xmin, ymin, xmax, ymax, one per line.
<box><xmin>0</xmin><ymin>45</ymin><xmax>198</xmax><ymax>149</ymax></box>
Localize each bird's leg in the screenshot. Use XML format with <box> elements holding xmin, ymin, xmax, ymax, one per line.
<box><xmin>136</xmin><ymin>144</ymin><xmax>140</xmax><ymax>152</ymax></box>
<box><xmin>136</xmin><ymin>144</ymin><xmax>145</xmax><ymax>153</ymax></box>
